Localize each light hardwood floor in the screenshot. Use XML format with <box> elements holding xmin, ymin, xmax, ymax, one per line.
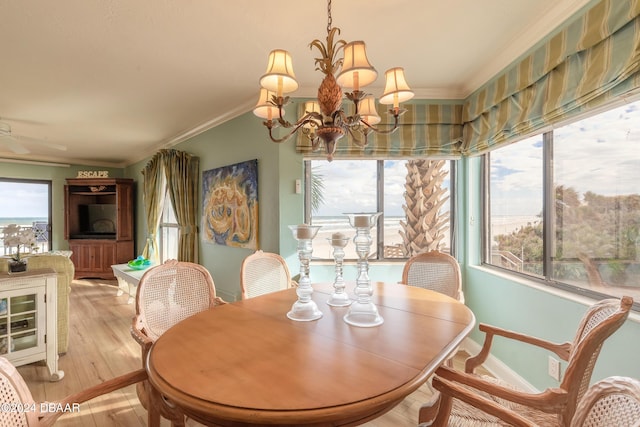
<box><xmin>17</xmin><ymin>279</ymin><xmax>483</xmax><ymax>426</ymax></box>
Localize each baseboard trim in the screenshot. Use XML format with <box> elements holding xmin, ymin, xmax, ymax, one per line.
<box><xmin>461</xmin><ymin>338</ymin><xmax>538</xmax><ymax>392</ymax></box>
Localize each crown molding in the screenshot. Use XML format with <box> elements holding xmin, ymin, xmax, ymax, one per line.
<box><xmin>0</xmin><ymin>157</ymin><xmax>71</xmax><ymax>168</ymax></box>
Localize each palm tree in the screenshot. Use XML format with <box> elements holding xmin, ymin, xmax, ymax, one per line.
<box><xmin>400</xmin><ymin>160</ymin><xmax>450</xmax><ymax>257</ymax></box>
<box><xmin>310</xmin><ymin>166</ymin><xmax>325</xmax><ymax>214</ymax></box>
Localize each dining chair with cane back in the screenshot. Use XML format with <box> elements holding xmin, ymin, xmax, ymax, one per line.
<box><xmin>419</xmin><ymin>296</ymin><xmax>634</xmax><ymax>427</ymax></box>
<box><xmin>401</xmin><ymin>250</ymin><xmax>464</xmax><ymax>303</ymax></box>
<box><xmin>401</xmin><ymin>250</ymin><xmax>464</xmax><ymax>368</ymax></box>
<box><xmin>570</xmin><ymin>376</ymin><xmax>640</xmax><ymax>427</ymax></box>
<box><xmin>240</xmin><ymin>250</ymin><xmax>295</xmax><ymax>299</ymax></box>
<box><xmin>130</xmin><ymin>259</ymin><xmax>226</xmax><ymax>426</ymax></box>
<box><xmin>0</xmin><ymin>356</ymin><xmax>146</xmax><ymax>426</ymax></box>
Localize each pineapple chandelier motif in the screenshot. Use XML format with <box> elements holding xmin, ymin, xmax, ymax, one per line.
<box><xmin>253</xmin><ymin>0</ymin><xmax>414</xmax><ymax>161</ymax></box>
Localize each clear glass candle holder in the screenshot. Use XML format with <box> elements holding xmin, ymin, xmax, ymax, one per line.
<box><xmin>342</xmin><ymin>212</ymin><xmax>383</xmax><ymax>327</ymax></box>
<box><xmin>326</xmin><ymin>233</ymin><xmax>351</xmax><ymax>307</ymax></box>
<box><xmin>287</xmin><ymin>224</ymin><xmax>323</xmax><ymax>321</ymax></box>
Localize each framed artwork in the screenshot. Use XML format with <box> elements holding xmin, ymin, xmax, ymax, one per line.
<box><xmin>202</xmin><ymin>159</ymin><xmax>259</xmax><ymax>249</ymax></box>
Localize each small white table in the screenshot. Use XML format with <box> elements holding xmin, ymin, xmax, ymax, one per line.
<box><xmin>110</xmin><ymin>264</ymin><xmax>150</xmax><ymax>304</ymax></box>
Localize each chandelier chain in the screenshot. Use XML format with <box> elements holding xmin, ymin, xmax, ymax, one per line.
<box><xmin>327</xmin><ymin>0</ymin><xmax>332</xmax><ymax>34</ymax></box>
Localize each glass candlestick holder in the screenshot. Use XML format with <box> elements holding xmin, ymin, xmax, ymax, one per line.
<box><xmin>326</xmin><ymin>233</ymin><xmax>351</xmax><ymax>307</ymax></box>
<box><xmin>287</xmin><ymin>224</ymin><xmax>323</xmax><ymax>321</ymax></box>
<box><xmin>343</xmin><ymin>212</ymin><xmax>383</xmax><ymax>327</ymax></box>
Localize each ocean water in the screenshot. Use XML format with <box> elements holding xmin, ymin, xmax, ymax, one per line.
<box><xmin>311</xmin><ymin>216</ymin><xmax>406</xmax><ymax>259</ymax></box>
<box><xmin>0</xmin><ymin>217</ymin><xmax>48</xmax><ymax>227</ymax></box>
<box><xmin>311</xmin><ymin>216</ymin><xmax>403</xmax><ymax>232</ymax></box>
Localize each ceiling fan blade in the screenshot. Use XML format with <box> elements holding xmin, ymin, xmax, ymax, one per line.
<box><xmin>0</xmin><ymin>120</ymin><xmax>67</xmax><ymax>152</ymax></box>
<box><xmin>10</xmin><ymin>143</ymin><xmax>31</xmax><ymax>154</ymax></box>
<box><xmin>0</xmin><ymin>116</ymin><xmax>44</xmax><ymax>126</ymax></box>
<box><xmin>0</xmin><ymin>135</ymin><xmax>30</xmax><ymax>154</ymax></box>
<box><xmin>18</xmin><ymin>136</ymin><xmax>68</xmax><ymax>151</ymax></box>
<box><xmin>41</xmin><ymin>141</ymin><xmax>68</xmax><ymax>151</ymax></box>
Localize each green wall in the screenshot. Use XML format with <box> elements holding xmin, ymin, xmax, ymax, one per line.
<box><xmin>0</xmin><ymin>162</ymin><xmax>126</xmax><ymax>252</ymax></box>
<box><xmin>125</xmin><ymin>110</ymin><xmax>306</xmax><ymax>301</ymax></box>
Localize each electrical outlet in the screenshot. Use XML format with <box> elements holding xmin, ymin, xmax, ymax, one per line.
<box><xmin>548</xmin><ymin>356</ymin><xmax>561</xmax><ymax>381</ymax></box>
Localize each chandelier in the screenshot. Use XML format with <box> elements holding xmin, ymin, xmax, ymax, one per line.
<box><xmin>253</xmin><ymin>0</ymin><xmax>414</xmax><ymax>161</ymax></box>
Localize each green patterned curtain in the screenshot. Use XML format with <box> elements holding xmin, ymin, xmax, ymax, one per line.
<box><xmin>141</xmin><ymin>153</ymin><xmax>166</xmax><ymax>264</ymax></box>
<box><xmin>463</xmin><ymin>0</ymin><xmax>640</xmax><ymax>155</ymax></box>
<box><xmin>296</xmin><ymin>102</ymin><xmax>464</xmax><ymax>159</ymax></box>
<box><xmin>162</xmin><ymin>149</ymin><xmax>200</xmax><ymax>263</ymax></box>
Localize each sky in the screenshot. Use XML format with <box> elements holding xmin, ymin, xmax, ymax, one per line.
<box><xmin>0</xmin><ymin>181</ymin><xmax>49</xmax><ymax>218</ymax></box>
<box><xmin>311</xmin><ymin>159</ymin><xmax>451</xmax><ymax>217</ymax></box>
<box><xmin>311</xmin><ymin>160</ymin><xmax>378</xmax><ymax>216</ymax></box>
<box><xmin>491</xmin><ymin>101</ymin><xmax>640</xmax><ymax>216</ymax></box>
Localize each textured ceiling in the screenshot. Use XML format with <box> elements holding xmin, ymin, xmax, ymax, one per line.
<box><xmin>0</xmin><ymin>0</ymin><xmax>592</xmax><ymax>167</ymax></box>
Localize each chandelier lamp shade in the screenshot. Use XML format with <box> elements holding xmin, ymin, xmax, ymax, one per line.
<box><xmin>253</xmin><ymin>0</ymin><xmax>414</xmax><ymax>161</ymax></box>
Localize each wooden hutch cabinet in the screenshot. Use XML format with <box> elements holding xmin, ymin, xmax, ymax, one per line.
<box><xmin>64</xmin><ymin>178</ymin><xmax>135</xmax><ymax>279</ymax></box>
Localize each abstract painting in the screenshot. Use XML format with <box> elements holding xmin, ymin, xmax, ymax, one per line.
<box><xmin>202</xmin><ymin>159</ymin><xmax>258</xmax><ymax>249</ymax></box>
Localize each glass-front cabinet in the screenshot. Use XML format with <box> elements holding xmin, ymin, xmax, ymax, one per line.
<box><xmin>0</xmin><ymin>269</ymin><xmax>63</xmax><ymax>381</ymax></box>
<box><xmin>0</xmin><ymin>290</ymin><xmax>43</xmax><ymax>356</ymax></box>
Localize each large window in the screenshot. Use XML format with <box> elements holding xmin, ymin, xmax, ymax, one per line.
<box><xmin>0</xmin><ymin>179</ymin><xmax>52</xmax><ymax>254</ymax></box>
<box><xmin>486</xmin><ymin>100</ymin><xmax>640</xmax><ymax>304</ymax></box>
<box><xmin>159</xmin><ymin>189</ymin><xmax>178</xmax><ymax>262</ymax></box>
<box><xmin>487</xmin><ymin>135</ymin><xmax>544</xmax><ymax>276</ymax></box>
<box><xmin>305</xmin><ymin>159</ymin><xmax>453</xmax><ymax>260</ymax></box>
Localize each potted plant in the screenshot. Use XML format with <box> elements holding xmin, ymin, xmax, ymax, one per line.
<box><xmin>2</xmin><ymin>224</ymin><xmax>38</xmax><ymax>273</ymax></box>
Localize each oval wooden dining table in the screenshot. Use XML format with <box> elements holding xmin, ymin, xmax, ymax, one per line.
<box><xmin>145</xmin><ymin>282</ymin><xmax>475</xmax><ymax>427</ymax></box>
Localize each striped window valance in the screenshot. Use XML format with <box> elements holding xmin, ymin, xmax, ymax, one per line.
<box><xmin>463</xmin><ymin>0</ymin><xmax>640</xmax><ymax>155</ymax></box>
<box><xmin>294</xmin><ymin>0</ymin><xmax>639</xmax><ymax>159</ymax></box>
<box><xmin>296</xmin><ymin>102</ymin><xmax>464</xmax><ymax>159</ymax></box>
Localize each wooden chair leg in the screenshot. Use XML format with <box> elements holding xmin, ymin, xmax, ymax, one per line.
<box><xmin>419</xmin><ymin>389</ymin><xmax>455</xmax><ymax>427</ymax></box>
<box><xmin>147</xmin><ymin>384</ymin><xmax>162</xmax><ymax>427</ymax></box>
<box><xmin>418</xmin><ymin>390</ymin><xmax>442</xmax><ymax>425</ymax></box>
<box><xmin>432</xmin><ymin>392</ymin><xmax>454</xmax><ymax>427</ymax></box>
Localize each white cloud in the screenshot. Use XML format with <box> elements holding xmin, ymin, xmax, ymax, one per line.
<box><xmin>312</xmin><ymin>160</ymin><xmax>377</xmax><ymax>215</ymax></box>
<box><xmin>313</xmin><ymin>159</ymin><xmax>451</xmax><ymax>217</ymax></box>
<box><xmin>491</xmin><ymin>101</ymin><xmax>640</xmax><ymax>216</ymax></box>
